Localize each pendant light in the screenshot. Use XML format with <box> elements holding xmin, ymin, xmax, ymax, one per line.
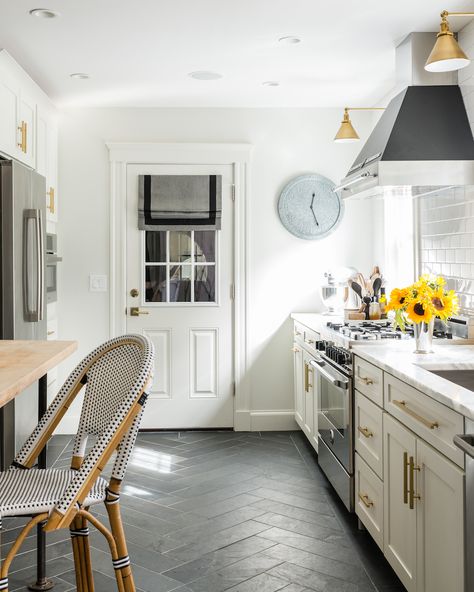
<box><xmin>425</xmin><ymin>10</ymin><xmax>473</xmax><ymax>72</ymax></box>
<box><xmin>334</xmin><ymin>107</ymin><xmax>385</xmax><ymax>144</ymax></box>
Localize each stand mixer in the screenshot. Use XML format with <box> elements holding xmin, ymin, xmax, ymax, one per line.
<box><xmin>320</xmin><ymin>267</ymin><xmax>361</xmax><ymax>314</ymax></box>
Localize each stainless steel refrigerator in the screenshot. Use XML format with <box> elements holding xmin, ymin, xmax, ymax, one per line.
<box><xmin>0</xmin><ymin>159</ymin><xmax>46</xmax><ymax>468</ymax></box>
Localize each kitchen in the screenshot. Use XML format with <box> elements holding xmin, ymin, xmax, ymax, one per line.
<box><xmin>1</xmin><ymin>2</ymin><xmax>474</xmax><ymax>591</ymax></box>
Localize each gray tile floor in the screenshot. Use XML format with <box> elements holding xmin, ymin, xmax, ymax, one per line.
<box><xmin>3</xmin><ymin>431</ymin><xmax>405</xmax><ymax>592</ymax></box>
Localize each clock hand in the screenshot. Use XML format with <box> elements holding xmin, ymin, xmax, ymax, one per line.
<box><xmin>310</xmin><ymin>204</ymin><xmax>319</xmax><ymax>226</ymax></box>
<box><xmin>310</xmin><ymin>192</ymin><xmax>315</xmax><ymax>209</ymax></box>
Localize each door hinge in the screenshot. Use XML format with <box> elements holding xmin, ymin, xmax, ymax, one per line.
<box><xmin>231</xmin><ymin>184</ymin><xmax>236</xmax><ymax>201</ymax></box>
<box><xmin>230</xmin><ymin>284</ymin><xmax>235</xmax><ymax>300</ymax></box>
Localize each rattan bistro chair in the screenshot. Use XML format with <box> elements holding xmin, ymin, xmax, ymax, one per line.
<box><xmin>0</xmin><ymin>334</ymin><xmax>154</xmax><ymax>592</ymax></box>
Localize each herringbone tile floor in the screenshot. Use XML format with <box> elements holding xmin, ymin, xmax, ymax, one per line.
<box><xmin>3</xmin><ymin>431</ymin><xmax>404</xmax><ymax>592</ymax></box>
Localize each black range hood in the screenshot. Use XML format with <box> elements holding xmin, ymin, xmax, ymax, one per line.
<box><xmin>336</xmin><ymin>85</ymin><xmax>474</xmax><ymax>199</ymax></box>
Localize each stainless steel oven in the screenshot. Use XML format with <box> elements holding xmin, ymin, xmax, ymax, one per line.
<box><xmin>46</xmin><ymin>233</ymin><xmax>61</xmax><ymax>304</ymax></box>
<box><xmin>311</xmin><ymin>345</ymin><xmax>354</xmax><ymax>511</ymax></box>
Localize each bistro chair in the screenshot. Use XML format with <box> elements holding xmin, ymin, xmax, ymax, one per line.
<box><xmin>0</xmin><ymin>334</ymin><xmax>154</xmax><ymax>592</ymax></box>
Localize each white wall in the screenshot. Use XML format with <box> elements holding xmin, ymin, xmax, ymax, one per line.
<box><xmin>57</xmin><ymin>107</ymin><xmax>376</xmax><ymax>432</ymax></box>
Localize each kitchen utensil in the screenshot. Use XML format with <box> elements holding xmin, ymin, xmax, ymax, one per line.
<box><xmin>372</xmin><ymin>277</ymin><xmax>382</xmax><ymax>298</ymax></box>
<box><xmin>350</xmin><ymin>281</ymin><xmax>363</xmax><ymax>299</ymax></box>
<box><xmin>363</xmin><ymin>296</ymin><xmax>372</xmax><ymax>320</ymax></box>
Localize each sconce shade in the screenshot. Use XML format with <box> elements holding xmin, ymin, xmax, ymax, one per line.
<box><xmin>425</xmin><ymin>16</ymin><xmax>470</xmax><ymax>72</ymax></box>
<box><xmin>334</xmin><ymin>110</ymin><xmax>359</xmax><ymax>143</ymax></box>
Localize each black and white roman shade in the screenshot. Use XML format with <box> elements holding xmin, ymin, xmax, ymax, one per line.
<box><xmin>138</xmin><ymin>174</ymin><xmax>222</xmax><ymax>231</ymax></box>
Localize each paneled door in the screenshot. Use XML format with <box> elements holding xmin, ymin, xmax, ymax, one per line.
<box><xmin>126</xmin><ymin>163</ymin><xmax>234</xmax><ymax>428</ymax></box>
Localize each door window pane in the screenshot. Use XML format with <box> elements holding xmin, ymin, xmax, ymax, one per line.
<box><xmin>145</xmin><ymin>266</ymin><xmax>166</xmax><ymax>302</ymax></box>
<box><xmin>169</xmin><ymin>265</ymin><xmax>191</xmax><ymax>302</ymax></box>
<box><xmin>169</xmin><ymin>232</ymin><xmax>192</xmax><ymax>263</ymax></box>
<box><xmin>195</xmin><ymin>265</ymin><xmax>215</xmax><ymax>302</ymax></box>
<box><xmin>145</xmin><ymin>231</ymin><xmax>167</xmax><ymax>263</ymax></box>
<box><xmin>194</xmin><ymin>231</ymin><xmax>215</xmax><ymax>263</ymax></box>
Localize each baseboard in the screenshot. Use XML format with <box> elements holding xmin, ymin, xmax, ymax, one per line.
<box><xmin>234</xmin><ymin>409</ymin><xmax>297</xmax><ymax>431</ymax></box>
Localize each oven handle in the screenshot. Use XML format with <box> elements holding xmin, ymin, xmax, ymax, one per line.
<box><xmin>310</xmin><ymin>359</ymin><xmax>349</xmax><ymax>390</ymax></box>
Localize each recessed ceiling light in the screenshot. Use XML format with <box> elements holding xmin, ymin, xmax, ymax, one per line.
<box><xmin>188</xmin><ymin>71</ymin><xmax>223</xmax><ymax>80</ymax></box>
<box><xmin>262</xmin><ymin>81</ymin><xmax>280</xmax><ymax>87</ymax></box>
<box><xmin>29</xmin><ymin>8</ymin><xmax>60</xmax><ymax>18</ymax></box>
<box><xmin>70</xmin><ymin>73</ymin><xmax>90</xmax><ymax>80</ymax></box>
<box><xmin>278</xmin><ymin>36</ymin><xmax>301</xmax><ymax>45</ymax></box>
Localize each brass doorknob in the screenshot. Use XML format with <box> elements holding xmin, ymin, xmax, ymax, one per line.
<box><xmin>130</xmin><ymin>288</ymin><xmax>139</xmax><ymax>297</ymax></box>
<box><xmin>130</xmin><ymin>307</ymin><xmax>149</xmax><ymax>317</ymax></box>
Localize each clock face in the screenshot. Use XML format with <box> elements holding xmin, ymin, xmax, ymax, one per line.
<box><xmin>278</xmin><ymin>174</ymin><xmax>344</xmax><ymax>240</ymax></box>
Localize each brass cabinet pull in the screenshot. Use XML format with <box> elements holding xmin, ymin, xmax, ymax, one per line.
<box><xmin>358</xmin><ymin>493</ymin><xmax>374</xmax><ymax>508</ymax></box>
<box><xmin>47</xmin><ymin>187</ymin><xmax>55</xmax><ymax>214</ymax></box>
<box><xmin>393</xmin><ymin>400</ymin><xmax>439</xmax><ymax>430</ymax></box>
<box><xmin>18</xmin><ymin>121</ymin><xmax>27</xmax><ymax>153</ymax></box>
<box><xmin>305</xmin><ymin>338</ymin><xmax>315</xmax><ymax>345</ymax></box>
<box><xmin>294</xmin><ymin>330</ymin><xmax>302</xmax><ymax>336</ymax></box>
<box><xmin>130</xmin><ymin>307</ymin><xmax>149</xmax><ymax>316</ymax></box>
<box><xmin>358</xmin><ymin>426</ymin><xmax>373</xmax><ymax>438</ymax></box>
<box><xmin>403</xmin><ymin>451</ymin><xmax>409</xmax><ymax>504</ymax></box>
<box><xmin>47</xmin><ymin>330</ymin><xmax>54</xmax><ymax>336</ymax></box>
<box><xmin>304</xmin><ymin>362</ymin><xmax>309</xmax><ymax>392</ymax></box>
<box><xmin>409</xmin><ymin>455</ymin><xmax>421</xmax><ymax>509</ymax></box>
<box><xmin>359</xmin><ymin>376</ymin><xmax>374</xmax><ymax>385</ymax></box>
<box><xmin>291</xmin><ymin>346</ymin><xmax>300</xmax><ymax>353</ymax></box>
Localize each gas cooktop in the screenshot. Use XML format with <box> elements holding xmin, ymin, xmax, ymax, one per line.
<box><xmin>324</xmin><ymin>320</ymin><xmax>453</xmax><ymax>345</ymax></box>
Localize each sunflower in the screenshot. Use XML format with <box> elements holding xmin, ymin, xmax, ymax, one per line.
<box><xmin>431</xmin><ymin>288</ymin><xmax>459</xmax><ymax>321</ymax></box>
<box><xmin>406</xmin><ymin>299</ymin><xmax>434</xmax><ymax>324</ymax></box>
<box><xmin>386</xmin><ymin>288</ymin><xmax>411</xmax><ymax>312</ymax></box>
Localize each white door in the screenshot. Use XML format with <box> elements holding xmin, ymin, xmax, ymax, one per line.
<box><xmin>416</xmin><ymin>439</ymin><xmax>464</xmax><ymax>592</ymax></box>
<box><xmin>383</xmin><ymin>413</ymin><xmax>417</xmax><ymax>592</ymax></box>
<box><xmin>126</xmin><ymin>163</ymin><xmax>234</xmax><ymax>429</ymax></box>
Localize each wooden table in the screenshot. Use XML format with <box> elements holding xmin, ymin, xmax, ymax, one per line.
<box><xmin>0</xmin><ymin>340</ymin><xmax>77</xmax><ymax>591</ymax></box>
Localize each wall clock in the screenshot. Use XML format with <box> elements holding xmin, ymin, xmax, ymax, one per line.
<box><xmin>278</xmin><ymin>173</ymin><xmax>344</xmax><ymax>240</ymax></box>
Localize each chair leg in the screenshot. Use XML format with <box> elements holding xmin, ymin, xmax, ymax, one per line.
<box><xmin>78</xmin><ymin>510</ymin><xmax>126</xmax><ymax>592</ymax></box>
<box><xmin>104</xmin><ymin>482</ymin><xmax>135</xmax><ymax>592</ymax></box>
<box><xmin>70</xmin><ymin>515</ymin><xmax>95</xmax><ymax>592</ymax></box>
<box><xmin>0</xmin><ymin>514</ymin><xmax>48</xmax><ymax>592</ymax></box>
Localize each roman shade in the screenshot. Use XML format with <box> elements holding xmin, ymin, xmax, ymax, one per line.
<box><xmin>138</xmin><ymin>174</ymin><xmax>222</xmax><ymax>231</ymax></box>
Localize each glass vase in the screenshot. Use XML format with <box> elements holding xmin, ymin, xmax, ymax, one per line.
<box><xmin>414</xmin><ymin>319</ymin><xmax>434</xmax><ymax>354</ymax></box>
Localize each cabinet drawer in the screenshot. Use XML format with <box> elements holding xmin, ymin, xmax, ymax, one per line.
<box><xmin>303</xmin><ymin>327</ymin><xmax>319</xmax><ymax>349</ymax></box>
<box><xmin>384</xmin><ymin>373</ymin><xmax>464</xmax><ymax>468</ymax></box>
<box><xmin>354</xmin><ymin>356</ymin><xmax>383</xmax><ymax>406</ymax></box>
<box><xmin>355</xmin><ymin>391</ymin><xmax>383</xmax><ymax>478</ymax></box>
<box><xmin>293</xmin><ymin>322</ymin><xmax>305</xmax><ymax>343</ymax></box>
<box><xmin>355</xmin><ymin>453</ymin><xmax>384</xmax><ymax>551</ymax></box>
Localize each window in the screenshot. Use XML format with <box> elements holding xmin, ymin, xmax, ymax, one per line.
<box><xmin>144</xmin><ymin>230</ymin><xmax>217</xmax><ymax>304</ymax></box>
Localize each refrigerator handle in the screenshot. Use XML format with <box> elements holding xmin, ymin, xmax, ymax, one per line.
<box><xmin>23</xmin><ymin>209</ymin><xmax>43</xmax><ymax>322</ymax></box>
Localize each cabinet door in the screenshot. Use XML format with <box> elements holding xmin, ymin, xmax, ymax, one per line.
<box><xmin>37</xmin><ymin>106</ymin><xmax>58</xmax><ymax>222</ymax></box>
<box><xmin>17</xmin><ymin>91</ymin><xmax>36</xmax><ymax>167</ymax></box>
<box><xmin>0</xmin><ymin>75</ymin><xmax>18</xmax><ymax>158</ymax></box>
<box><xmin>293</xmin><ymin>343</ymin><xmax>304</xmax><ymax>429</ymax></box>
<box><xmin>416</xmin><ymin>439</ymin><xmax>464</xmax><ymax>592</ymax></box>
<box><xmin>384</xmin><ymin>413</ymin><xmax>417</xmax><ymax>592</ymax></box>
<box><xmin>302</xmin><ymin>351</ymin><xmax>314</xmax><ymax>440</ymax></box>
<box><xmin>310</xmin><ymin>357</ymin><xmax>318</xmax><ymax>452</ymax></box>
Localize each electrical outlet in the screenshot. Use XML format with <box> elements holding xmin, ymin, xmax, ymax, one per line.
<box><xmin>89</xmin><ymin>274</ymin><xmax>108</xmax><ymax>292</ymax></box>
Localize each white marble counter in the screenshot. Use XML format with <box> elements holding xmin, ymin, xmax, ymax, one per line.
<box><xmin>353</xmin><ymin>341</ymin><xmax>474</xmax><ymax>419</ymax></box>
<box><xmin>291</xmin><ymin>312</ymin><xmax>333</xmax><ymax>333</ymax></box>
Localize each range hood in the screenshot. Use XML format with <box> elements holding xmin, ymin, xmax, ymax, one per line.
<box><xmin>336</xmin><ymin>34</ymin><xmax>474</xmax><ymax>199</ymax></box>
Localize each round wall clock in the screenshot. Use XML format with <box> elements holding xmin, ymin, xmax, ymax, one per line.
<box><xmin>278</xmin><ymin>173</ymin><xmax>344</xmax><ymax>240</ymax></box>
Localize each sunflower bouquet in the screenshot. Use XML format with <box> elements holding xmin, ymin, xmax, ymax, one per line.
<box><xmin>386</xmin><ymin>274</ymin><xmax>459</xmax><ymax>331</ymax></box>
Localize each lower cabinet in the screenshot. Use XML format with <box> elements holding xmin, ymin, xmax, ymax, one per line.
<box><xmin>355</xmin><ymin>452</ymin><xmax>384</xmax><ymax>550</ymax></box>
<box><xmin>293</xmin><ymin>342</ymin><xmax>304</xmax><ymax>429</ymax></box>
<box><xmin>383</xmin><ymin>413</ymin><xmax>464</xmax><ymax>592</ymax></box>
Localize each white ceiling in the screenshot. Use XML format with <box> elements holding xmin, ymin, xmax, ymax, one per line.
<box><xmin>1</xmin><ymin>0</ymin><xmax>473</xmax><ymax>108</ymax></box>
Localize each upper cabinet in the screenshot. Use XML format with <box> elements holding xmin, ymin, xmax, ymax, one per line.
<box><xmin>0</xmin><ymin>50</ymin><xmax>58</xmax><ymax>222</ymax></box>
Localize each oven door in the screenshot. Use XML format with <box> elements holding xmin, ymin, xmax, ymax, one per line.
<box><xmin>312</xmin><ymin>357</ymin><xmax>353</xmax><ymax>473</ymax></box>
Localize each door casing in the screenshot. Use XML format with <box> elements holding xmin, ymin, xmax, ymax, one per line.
<box><xmin>107</xmin><ymin>142</ymin><xmax>252</xmax><ymax>430</ymax></box>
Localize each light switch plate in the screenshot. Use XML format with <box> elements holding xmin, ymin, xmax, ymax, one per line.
<box><xmin>89</xmin><ymin>274</ymin><xmax>108</xmax><ymax>292</ymax></box>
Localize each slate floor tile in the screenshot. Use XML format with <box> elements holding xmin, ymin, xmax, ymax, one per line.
<box><xmin>266</xmin><ymin>562</ymin><xmax>365</xmax><ymax>592</ymax></box>
<box><xmin>226</xmin><ymin>572</ymin><xmax>289</xmax><ymax>592</ymax></box>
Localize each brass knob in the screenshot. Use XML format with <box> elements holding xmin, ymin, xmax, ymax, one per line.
<box><xmin>130</xmin><ymin>288</ymin><xmax>139</xmax><ymax>297</ymax></box>
<box><xmin>130</xmin><ymin>307</ymin><xmax>149</xmax><ymax>316</ymax></box>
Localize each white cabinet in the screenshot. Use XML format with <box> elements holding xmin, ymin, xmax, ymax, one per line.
<box><xmin>383</xmin><ymin>412</ymin><xmax>464</xmax><ymax>592</ymax></box>
<box><xmin>416</xmin><ymin>439</ymin><xmax>464</xmax><ymax>592</ymax></box>
<box><xmin>293</xmin><ymin>342</ymin><xmax>304</xmax><ymax>429</ymax></box>
<box><xmin>0</xmin><ymin>73</ymin><xmax>19</xmax><ymax>158</ymax></box>
<box><xmin>302</xmin><ymin>350</ymin><xmax>314</xmax><ymax>440</ymax></box>
<box><xmin>355</xmin><ymin>452</ymin><xmax>384</xmax><ymax>550</ymax></box>
<box><xmin>37</xmin><ymin>105</ymin><xmax>58</xmax><ymax>222</ymax></box>
<box><xmin>17</xmin><ymin>91</ymin><xmax>36</xmax><ymax>168</ymax></box>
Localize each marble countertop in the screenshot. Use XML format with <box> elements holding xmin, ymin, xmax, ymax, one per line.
<box><xmin>353</xmin><ymin>341</ymin><xmax>474</xmax><ymax>419</ymax></box>
<box><xmin>291</xmin><ymin>312</ymin><xmax>336</xmax><ymax>333</ymax></box>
